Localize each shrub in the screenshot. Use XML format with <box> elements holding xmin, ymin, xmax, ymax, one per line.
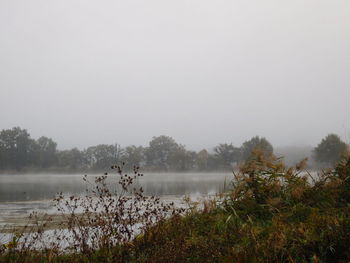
<box><xmin>130</xmin><ymin>151</ymin><xmax>350</xmax><ymax>262</ymax></box>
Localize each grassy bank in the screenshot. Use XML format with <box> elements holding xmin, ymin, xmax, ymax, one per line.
<box><xmin>1</xmin><ymin>152</ymin><xmax>350</xmax><ymax>262</ymax></box>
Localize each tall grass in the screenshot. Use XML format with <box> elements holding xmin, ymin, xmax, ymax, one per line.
<box><xmin>130</xmin><ymin>151</ymin><xmax>350</xmax><ymax>262</ymax></box>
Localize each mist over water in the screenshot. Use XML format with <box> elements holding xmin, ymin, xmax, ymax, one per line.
<box><xmin>0</xmin><ymin>172</ymin><xmax>231</xmax><ymax>229</ymax></box>
<box><xmin>0</xmin><ymin>173</ymin><xmax>230</xmax><ymax>203</ymax></box>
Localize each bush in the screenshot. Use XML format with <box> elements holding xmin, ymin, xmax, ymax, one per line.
<box><xmin>130</xmin><ymin>151</ymin><xmax>350</xmax><ymax>262</ymax></box>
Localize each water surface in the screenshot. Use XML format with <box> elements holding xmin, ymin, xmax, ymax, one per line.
<box><xmin>0</xmin><ymin>172</ymin><xmax>232</xmax><ymax>227</ymax></box>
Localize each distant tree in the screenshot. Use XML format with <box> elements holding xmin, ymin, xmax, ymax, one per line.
<box><xmin>57</xmin><ymin>148</ymin><xmax>86</xmax><ymax>170</ymax></box>
<box><xmin>121</xmin><ymin>145</ymin><xmax>145</xmax><ymax>170</ymax></box>
<box><xmin>196</xmin><ymin>149</ymin><xmax>209</xmax><ymax>171</ymax></box>
<box><xmin>145</xmin><ymin>136</ymin><xmax>181</xmax><ymax>171</ymax></box>
<box><xmin>240</xmin><ymin>136</ymin><xmax>273</xmax><ymax>161</ymax></box>
<box><xmin>0</xmin><ymin>127</ymin><xmax>32</xmax><ymax>170</ymax></box>
<box><xmin>214</xmin><ymin>143</ymin><xmax>240</xmax><ymax>168</ymax></box>
<box><xmin>313</xmin><ymin>134</ymin><xmax>348</xmax><ymax>166</ymax></box>
<box><xmin>207</xmin><ymin>154</ymin><xmax>221</xmax><ymax>171</ymax></box>
<box><xmin>36</xmin><ymin>136</ymin><xmax>57</xmax><ymax>168</ymax></box>
<box><xmin>169</xmin><ymin>148</ymin><xmax>196</xmax><ymax>171</ymax></box>
<box><xmin>183</xmin><ymin>150</ymin><xmax>197</xmax><ymax>171</ymax></box>
<box><xmin>0</xmin><ymin>140</ymin><xmax>4</xmax><ymax>169</ymax></box>
<box><xmin>85</xmin><ymin>144</ymin><xmax>123</xmax><ymax>170</ymax></box>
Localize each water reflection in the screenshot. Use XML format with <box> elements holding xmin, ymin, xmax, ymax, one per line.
<box><xmin>0</xmin><ymin>172</ymin><xmax>231</xmax><ymax>228</ymax></box>
<box><xmin>0</xmin><ymin>173</ymin><xmax>231</xmax><ymax>202</ymax></box>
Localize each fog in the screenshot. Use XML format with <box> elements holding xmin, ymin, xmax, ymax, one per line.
<box><xmin>0</xmin><ymin>172</ymin><xmax>230</xmax><ymax>202</ymax></box>
<box><xmin>1</xmin><ymin>0</ymin><xmax>349</xmax><ymax>150</ymax></box>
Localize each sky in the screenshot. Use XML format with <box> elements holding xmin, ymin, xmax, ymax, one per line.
<box><xmin>0</xmin><ymin>0</ymin><xmax>349</xmax><ymax>150</ymax></box>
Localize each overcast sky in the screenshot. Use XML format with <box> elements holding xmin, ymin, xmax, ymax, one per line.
<box><xmin>0</xmin><ymin>0</ymin><xmax>349</xmax><ymax>150</ymax></box>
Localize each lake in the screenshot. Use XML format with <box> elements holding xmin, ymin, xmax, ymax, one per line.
<box><xmin>0</xmin><ymin>172</ymin><xmax>232</xmax><ymax>230</ymax></box>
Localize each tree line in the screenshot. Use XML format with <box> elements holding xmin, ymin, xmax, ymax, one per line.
<box><xmin>0</xmin><ymin>127</ymin><xmax>348</xmax><ymax>172</ymax></box>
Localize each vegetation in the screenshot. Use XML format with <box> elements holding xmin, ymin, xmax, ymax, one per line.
<box><xmin>313</xmin><ymin>134</ymin><xmax>348</xmax><ymax>166</ymax></box>
<box><xmin>0</xmin><ymin>127</ymin><xmax>275</xmax><ymax>172</ymax></box>
<box><xmin>240</xmin><ymin>136</ymin><xmax>273</xmax><ymax>161</ymax></box>
<box><xmin>1</xmin><ymin>151</ymin><xmax>350</xmax><ymax>262</ymax></box>
<box><xmin>214</xmin><ymin>143</ymin><xmax>240</xmax><ymax>169</ymax></box>
<box><xmin>127</xmin><ymin>152</ymin><xmax>350</xmax><ymax>262</ymax></box>
<box><xmin>3</xmin><ymin>127</ymin><xmax>348</xmax><ymax>174</ymax></box>
<box><xmin>1</xmin><ymin>127</ymin><xmax>348</xmax><ymax>173</ymax></box>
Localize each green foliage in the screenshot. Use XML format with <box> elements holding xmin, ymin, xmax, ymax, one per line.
<box><xmin>214</xmin><ymin>143</ymin><xmax>240</xmax><ymax>169</ymax></box>
<box><xmin>313</xmin><ymin>134</ymin><xmax>348</xmax><ymax>166</ymax></box>
<box><xmin>36</xmin><ymin>136</ymin><xmax>58</xmax><ymax>168</ymax></box>
<box><xmin>142</xmin><ymin>135</ymin><xmax>197</xmax><ymax>171</ymax></box>
<box><xmin>57</xmin><ymin>148</ymin><xmax>86</xmax><ymax>170</ymax></box>
<box><xmin>0</xmin><ymin>127</ymin><xmax>32</xmax><ymax>170</ymax></box>
<box><xmin>145</xmin><ymin>135</ymin><xmax>184</xmax><ymax>170</ymax></box>
<box><xmin>240</xmin><ymin>136</ymin><xmax>273</xmax><ymax>161</ymax></box>
<box><xmin>85</xmin><ymin>144</ymin><xmax>123</xmax><ymax>171</ymax></box>
<box><xmin>121</xmin><ymin>145</ymin><xmax>144</xmax><ymax>170</ymax></box>
<box><xmin>0</xmin><ymin>127</ymin><xmax>276</xmax><ymax>172</ymax></box>
<box><xmin>128</xmin><ymin>152</ymin><xmax>350</xmax><ymax>262</ymax></box>
<box><xmin>0</xmin><ymin>127</ymin><xmax>348</xmax><ymax>174</ymax></box>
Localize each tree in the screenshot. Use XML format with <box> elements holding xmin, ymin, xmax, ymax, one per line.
<box><xmin>57</xmin><ymin>148</ymin><xmax>87</xmax><ymax>170</ymax></box>
<box><xmin>214</xmin><ymin>143</ymin><xmax>240</xmax><ymax>168</ymax></box>
<box><xmin>169</xmin><ymin>148</ymin><xmax>196</xmax><ymax>171</ymax></box>
<box><xmin>85</xmin><ymin>144</ymin><xmax>123</xmax><ymax>170</ymax></box>
<box><xmin>196</xmin><ymin>149</ymin><xmax>209</xmax><ymax>171</ymax></box>
<box><xmin>240</xmin><ymin>136</ymin><xmax>273</xmax><ymax>161</ymax></box>
<box><xmin>121</xmin><ymin>145</ymin><xmax>145</xmax><ymax>170</ymax></box>
<box><xmin>313</xmin><ymin>134</ymin><xmax>348</xmax><ymax>166</ymax></box>
<box><xmin>0</xmin><ymin>127</ymin><xmax>32</xmax><ymax>170</ymax></box>
<box><xmin>36</xmin><ymin>136</ymin><xmax>57</xmax><ymax>168</ymax></box>
<box><xmin>145</xmin><ymin>136</ymin><xmax>181</xmax><ymax>171</ymax></box>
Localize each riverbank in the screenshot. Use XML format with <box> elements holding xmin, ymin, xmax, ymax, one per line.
<box><xmin>1</xmin><ymin>153</ymin><xmax>350</xmax><ymax>262</ymax></box>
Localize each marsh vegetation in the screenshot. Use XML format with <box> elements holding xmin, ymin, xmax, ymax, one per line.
<box><xmin>1</xmin><ymin>150</ymin><xmax>350</xmax><ymax>262</ymax></box>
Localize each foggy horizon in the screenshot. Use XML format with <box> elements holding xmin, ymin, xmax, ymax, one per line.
<box><xmin>0</xmin><ymin>126</ymin><xmax>325</xmax><ymax>152</ymax></box>
<box><xmin>1</xmin><ymin>0</ymin><xmax>349</xmax><ymax>151</ymax></box>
